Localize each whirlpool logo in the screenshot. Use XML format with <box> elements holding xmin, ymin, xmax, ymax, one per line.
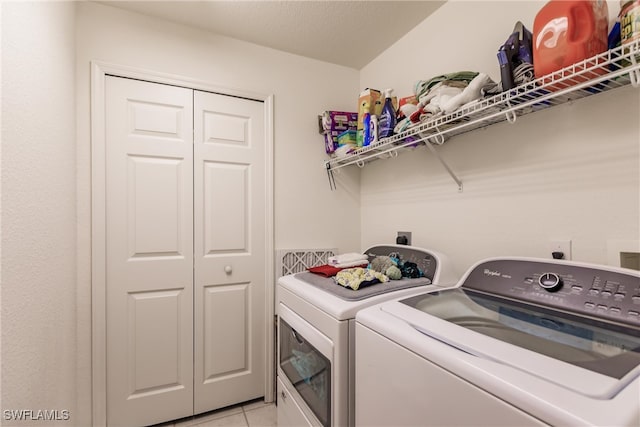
<box><xmin>483</xmin><ymin>269</ymin><xmax>512</xmax><ymax>279</ymax></box>
<box><xmin>484</xmin><ymin>269</ymin><xmax>502</xmax><ymax>277</ymax></box>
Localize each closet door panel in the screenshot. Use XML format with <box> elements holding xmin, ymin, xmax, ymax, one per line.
<box><xmin>105</xmin><ymin>76</ymin><xmax>194</xmax><ymax>427</ymax></box>
<box><xmin>127</xmin><ymin>155</ymin><xmax>185</xmax><ymax>257</ymax></box>
<box><xmin>194</xmin><ymin>91</ymin><xmax>266</xmax><ymax>414</ymax></box>
<box><xmin>127</xmin><ymin>289</ymin><xmax>184</xmax><ymax>390</ymax></box>
<box><xmin>202</xmin><ymin>283</ymin><xmax>249</xmax><ymax>378</ymax></box>
<box><xmin>203</xmin><ymin>161</ymin><xmax>249</xmax><ymax>253</ymax></box>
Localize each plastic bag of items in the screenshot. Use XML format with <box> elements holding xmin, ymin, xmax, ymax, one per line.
<box><xmin>318</xmin><ymin>111</ymin><xmax>357</xmax><ymax>154</ymax></box>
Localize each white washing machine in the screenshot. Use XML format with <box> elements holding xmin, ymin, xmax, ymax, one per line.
<box><xmin>355</xmin><ymin>257</ymin><xmax>640</xmax><ymax>426</ymax></box>
<box><xmin>276</xmin><ymin>244</ymin><xmax>458</xmax><ymax>427</ymax></box>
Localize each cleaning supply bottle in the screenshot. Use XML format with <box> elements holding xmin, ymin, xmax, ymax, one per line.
<box><xmin>369</xmin><ymin>115</ymin><xmax>379</xmax><ymax>146</ymax></box>
<box><xmin>362</xmin><ymin>113</ymin><xmax>379</xmax><ymax>146</ymax></box>
<box><xmin>378</xmin><ymin>89</ymin><xmax>397</xmax><ymax>139</ymax></box>
<box><xmin>620</xmin><ymin>0</ymin><xmax>640</xmax><ymax>63</ymax></box>
<box><xmin>533</xmin><ymin>0</ymin><xmax>608</xmax><ymax>87</ymax></box>
<box><xmin>362</xmin><ymin>113</ymin><xmax>372</xmax><ymax>146</ymax></box>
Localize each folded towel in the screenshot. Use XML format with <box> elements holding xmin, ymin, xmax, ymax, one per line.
<box><xmin>442</xmin><ymin>73</ymin><xmax>494</xmax><ymax>114</ymax></box>
<box><xmin>308</xmin><ymin>263</ymin><xmax>369</xmax><ymax>277</ymax></box>
<box><xmin>414</xmin><ymin>71</ymin><xmax>479</xmax><ymax>101</ymax></box>
<box><xmin>328</xmin><ymin>252</ymin><xmax>368</xmax><ymax>265</ymax></box>
<box><xmin>333</xmin><ymin>259</ymin><xmax>371</xmax><ymax>269</ymax></box>
<box><xmin>308</xmin><ymin>264</ymin><xmax>343</xmax><ymax>277</ymax></box>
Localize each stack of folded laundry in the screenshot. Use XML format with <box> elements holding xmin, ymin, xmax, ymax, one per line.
<box><xmin>308</xmin><ymin>252</ymin><xmax>369</xmax><ymax>278</ymax></box>
<box><xmin>328</xmin><ymin>252</ymin><xmax>369</xmax><ymax>268</ymax></box>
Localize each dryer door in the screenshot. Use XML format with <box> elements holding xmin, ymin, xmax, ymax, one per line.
<box><xmin>278</xmin><ymin>304</ymin><xmax>332</xmax><ymax>427</ymax></box>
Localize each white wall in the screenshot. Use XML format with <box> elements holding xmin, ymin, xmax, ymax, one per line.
<box><xmin>1</xmin><ymin>1</ymin><xmax>77</xmax><ymax>424</ymax></box>
<box><xmin>359</xmin><ymin>0</ymin><xmax>640</xmax><ymax>275</ymax></box>
<box><xmin>5</xmin><ymin>1</ymin><xmax>638</xmax><ymax>424</ymax></box>
<box><xmin>75</xmin><ymin>2</ymin><xmax>360</xmax><ymax>424</ymax></box>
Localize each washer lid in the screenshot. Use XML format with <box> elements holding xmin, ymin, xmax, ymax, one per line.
<box><xmin>384</xmin><ymin>288</ymin><xmax>640</xmax><ymax>399</ymax></box>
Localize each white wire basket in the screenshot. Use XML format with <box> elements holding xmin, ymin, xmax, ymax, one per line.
<box><xmin>325</xmin><ymin>39</ymin><xmax>640</xmax><ymax>191</ymax></box>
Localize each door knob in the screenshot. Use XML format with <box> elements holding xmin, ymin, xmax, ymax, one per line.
<box><xmin>224</xmin><ymin>265</ymin><xmax>233</xmax><ymax>274</ymax></box>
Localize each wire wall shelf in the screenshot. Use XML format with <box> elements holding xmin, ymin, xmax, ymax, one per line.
<box><xmin>325</xmin><ymin>40</ymin><xmax>640</xmax><ymax>192</ymax></box>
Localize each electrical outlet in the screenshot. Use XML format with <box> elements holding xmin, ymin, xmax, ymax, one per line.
<box><xmin>550</xmin><ymin>240</ymin><xmax>572</xmax><ymax>260</ymax></box>
<box><xmin>397</xmin><ymin>231</ymin><xmax>412</xmax><ymax>246</ymax></box>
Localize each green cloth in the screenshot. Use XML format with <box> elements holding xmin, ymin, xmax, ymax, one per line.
<box><xmin>414</xmin><ymin>71</ymin><xmax>479</xmax><ymax>99</ymax></box>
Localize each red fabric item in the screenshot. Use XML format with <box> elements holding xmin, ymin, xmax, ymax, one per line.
<box><xmin>308</xmin><ymin>263</ymin><xmax>368</xmax><ymax>277</ymax></box>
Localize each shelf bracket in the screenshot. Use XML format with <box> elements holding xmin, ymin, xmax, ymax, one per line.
<box><xmin>629</xmin><ymin>51</ymin><xmax>640</xmax><ymax>88</ymax></box>
<box><xmin>424</xmin><ymin>140</ymin><xmax>463</xmax><ymax>192</ymax></box>
<box><xmin>505</xmin><ymin>99</ymin><xmax>517</xmax><ymax>123</ymax></box>
<box><xmin>429</xmin><ymin>126</ymin><xmax>446</xmax><ymax>145</ymax></box>
<box><xmin>325</xmin><ymin>162</ymin><xmax>336</xmax><ymax>191</ymax></box>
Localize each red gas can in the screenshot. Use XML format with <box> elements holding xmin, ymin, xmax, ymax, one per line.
<box><xmin>533</xmin><ymin>0</ymin><xmax>609</xmax><ymax>88</ymax></box>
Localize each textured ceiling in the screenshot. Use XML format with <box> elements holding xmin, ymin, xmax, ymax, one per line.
<box><xmin>97</xmin><ymin>1</ymin><xmax>445</xmax><ymax>69</ymax></box>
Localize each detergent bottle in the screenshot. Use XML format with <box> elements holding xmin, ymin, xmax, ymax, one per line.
<box><xmin>620</xmin><ymin>0</ymin><xmax>640</xmax><ymax>62</ymax></box>
<box><xmin>533</xmin><ymin>0</ymin><xmax>608</xmax><ymax>86</ymax></box>
<box><xmin>362</xmin><ymin>113</ymin><xmax>372</xmax><ymax>146</ymax></box>
<box><xmin>378</xmin><ymin>89</ymin><xmax>397</xmax><ymax>139</ymax></box>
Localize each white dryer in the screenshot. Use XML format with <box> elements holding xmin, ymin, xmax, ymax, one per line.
<box><xmin>356</xmin><ymin>257</ymin><xmax>640</xmax><ymax>426</ymax></box>
<box><xmin>276</xmin><ymin>245</ymin><xmax>458</xmax><ymax>427</ymax></box>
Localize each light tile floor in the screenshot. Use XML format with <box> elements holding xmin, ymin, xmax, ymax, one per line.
<box><xmin>154</xmin><ymin>399</ymin><xmax>276</xmax><ymax>427</ymax></box>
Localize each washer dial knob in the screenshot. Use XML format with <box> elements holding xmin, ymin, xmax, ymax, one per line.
<box><xmin>539</xmin><ymin>273</ymin><xmax>562</xmax><ymax>292</ymax></box>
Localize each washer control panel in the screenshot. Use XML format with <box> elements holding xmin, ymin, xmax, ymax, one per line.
<box><xmin>538</xmin><ymin>272</ymin><xmax>562</xmax><ymax>291</ymax></box>
<box><xmin>463</xmin><ymin>259</ymin><xmax>640</xmax><ymax>326</ymax></box>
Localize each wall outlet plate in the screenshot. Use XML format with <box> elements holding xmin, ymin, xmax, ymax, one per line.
<box><xmin>550</xmin><ymin>240</ymin><xmax>572</xmax><ymax>260</ymax></box>
<box><xmin>397</xmin><ymin>231</ymin><xmax>412</xmax><ymax>246</ymax></box>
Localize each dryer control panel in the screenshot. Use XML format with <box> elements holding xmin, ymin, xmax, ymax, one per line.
<box><xmin>462</xmin><ymin>259</ymin><xmax>640</xmax><ymax>327</ymax></box>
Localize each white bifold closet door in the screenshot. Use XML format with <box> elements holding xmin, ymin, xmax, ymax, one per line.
<box><xmin>193</xmin><ymin>90</ymin><xmax>265</xmax><ymax>413</ymax></box>
<box><xmin>105</xmin><ymin>76</ymin><xmax>265</xmax><ymax>427</ymax></box>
